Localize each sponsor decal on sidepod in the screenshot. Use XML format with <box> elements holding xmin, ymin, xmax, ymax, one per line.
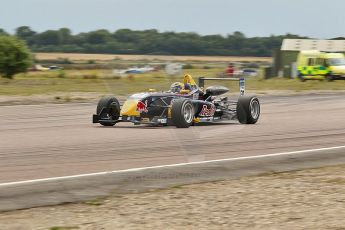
<box><xmin>199</xmin><ymin>104</ymin><xmax>216</xmax><ymax>117</ymax></box>
<box><xmin>136</xmin><ymin>100</ymin><xmax>148</xmax><ymax>113</ymax></box>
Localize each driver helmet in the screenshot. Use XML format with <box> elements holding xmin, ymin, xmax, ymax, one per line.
<box><xmin>170</xmin><ymin>82</ymin><xmax>184</xmax><ymax>93</ymax></box>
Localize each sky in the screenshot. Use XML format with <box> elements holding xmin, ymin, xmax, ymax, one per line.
<box><xmin>0</xmin><ymin>0</ymin><xmax>344</xmax><ymax>38</ymax></box>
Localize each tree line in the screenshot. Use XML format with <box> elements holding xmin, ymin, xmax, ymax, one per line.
<box><xmin>0</xmin><ymin>26</ymin><xmax>313</xmax><ymax>56</ymax></box>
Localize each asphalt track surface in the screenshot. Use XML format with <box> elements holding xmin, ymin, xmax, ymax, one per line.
<box><xmin>0</xmin><ymin>93</ymin><xmax>345</xmax><ymax>210</ymax></box>
<box><xmin>1</xmin><ymin>93</ymin><xmax>345</xmax><ymax>184</ymax></box>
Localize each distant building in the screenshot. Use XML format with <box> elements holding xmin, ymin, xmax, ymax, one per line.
<box><xmin>281</xmin><ymin>39</ymin><xmax>345</xmax><ymax>52</ymax></box>
<box><xmin>273</xmin><ymin>39</ymin><xmax>345</xmax><ymax>78</ymax></box>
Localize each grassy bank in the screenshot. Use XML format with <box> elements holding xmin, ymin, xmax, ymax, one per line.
<box><xmin>0</xmin><ymin>68</ymin><xmax>345</xmax><ymax>96</ymax></box>
<box><xmin>35</xmin><ymin>52</ymin><xmax>273</xmax><ymax>63</ymax></box>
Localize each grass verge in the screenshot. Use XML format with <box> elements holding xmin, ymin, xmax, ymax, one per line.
<box><xmin>0</xmin><ymin>68</ymin><xmax>344</xmax><ymax>96</ymax></box>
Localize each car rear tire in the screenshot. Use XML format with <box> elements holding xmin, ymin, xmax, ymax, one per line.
<box><xmin>237</xmin><ymin>95</ymin><xmax>260</xmax><ymax>124</ymax></box>
<box><xmin>172</xmin><ymin>98</ymin><xmax>194</xmax><ymax>128</ymax></box>
<box><xmin>96</xmin><ymin>96</ymin><xmax>120</xmax><ymax>126</ymax></box>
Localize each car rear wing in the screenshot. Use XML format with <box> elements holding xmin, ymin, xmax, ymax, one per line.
<box><xmin>198</xmin><ymin>77</ymin><xmax>245</xmax><ymax>96</ymax></box>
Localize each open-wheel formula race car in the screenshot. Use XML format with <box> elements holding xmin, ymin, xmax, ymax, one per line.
<box><xmin>92</xmin><ymin>74</ymin><xmax>260</xmax><ymax>128</ymax></box>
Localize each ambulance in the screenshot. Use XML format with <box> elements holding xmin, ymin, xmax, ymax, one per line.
<box><xmin>297</xmin><ymin>50</ymin><xmax>345</xmax><ymax>81</ymax></box>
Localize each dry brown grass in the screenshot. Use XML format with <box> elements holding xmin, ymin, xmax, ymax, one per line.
<box><xmin>35</xmin><ymin>52</ymin><xmax>272</xmax><ymax>63</ymax></box>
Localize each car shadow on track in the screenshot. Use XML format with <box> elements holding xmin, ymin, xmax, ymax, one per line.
<box><xmin>94</xmin><ymin>122</ymin><xmax>240</xmax><ymax>129</ymax></box>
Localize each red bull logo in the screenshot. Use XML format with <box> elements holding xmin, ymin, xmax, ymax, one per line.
<box><xmin>136</xmin><ymin>100</ymin><xmax>148</xmax><ymax>113</ymax></box>
<box><xmin>199</xmin><ymin>104</ymin><xmax>216</xmax><ymax>117</ymax></box>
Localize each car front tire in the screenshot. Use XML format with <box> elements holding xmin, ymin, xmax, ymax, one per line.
<box><xmin>171</xmin><ymin>98</ymin><xmax>194</xmax><ymax>128</ymax></box>
<box><xmin>96</xmin><ymin>96</ymin><xmax>120</xmax><ymax>126</ymax></box>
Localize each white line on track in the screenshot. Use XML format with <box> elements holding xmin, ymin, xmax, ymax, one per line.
<box><xmin>1</xmin><ymin>145</ymin><xmax>345</xmax><ymax>187</ymax></box>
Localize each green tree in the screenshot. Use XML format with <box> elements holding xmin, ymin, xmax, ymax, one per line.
<box><xmin>15</xmin><ymin>26</ymin><xmax>36</xmax><ymax>39</ymax></box>
<box><xmin>15</xmin><ymin>26</ymin><xmax>310</xmax><ymax>56</ymax></box>
<box><xmin>36</xmin><ymin>30</ymin><xmax>63</xmax><ymax>45</ymax></box>
<box><xmin>113</xmin><ymin>29</ymin><xmax>135</xmax><ymax>42</ymax></box>
<box><xmin>15</xmin><ymin>26</ymin><xmax>37</xmax><ymax>45</ymax></box>
<box><xmin>86</xmin><ymin>29</ymin><xmax>111</xmax><ymax>44</ymax></box>
<box><xmin>58</xmin><ymin>28</ymin><xmax>73</xmax><ymax>44</ymax></box>
<box><xmin>0</xmin><ymin>36</ymin><xmax>32</xmax><ymax>79</ymax></box>
<box><xmin>0</xmin><ymin>28</ymin><xmax>8</xmax><ymax>36</ymax></box>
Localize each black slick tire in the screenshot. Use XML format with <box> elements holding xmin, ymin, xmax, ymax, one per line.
<box><xmin>96</xmin><ymin>96</ymin><xmax>120</xmax><ymax>126</ymax></box>
<box><xmin>237</xmin><ymin>95</ymin><xmax>260</xmax><ymax>124</ymax></box>
<box><xmin>171</xmin><ymin>98</ymin><xmax>194</xmax><ymax>128</ymax></box>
